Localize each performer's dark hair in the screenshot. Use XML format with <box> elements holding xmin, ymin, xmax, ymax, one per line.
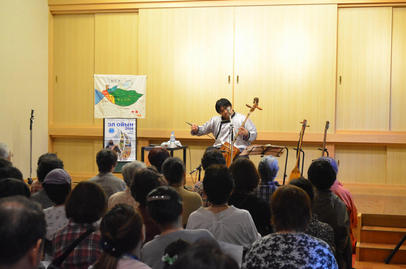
<box><xmin>0</xmin><ymin>196</ymin><xmax>46</xmax><ymax>266</ymax></box>
<box><xmin>203</xmin><ymin>165</ymin><xmax>234</xmax><ymax>205</ymax></box>
<box><xmin>96</xmin><ymin>149</ymin><xmax>118</xmax><ymax>173</ymax></box>
<box><xmin>215</xmin><ymin>98</ymin><xmax>232</xmax><ymax>114</ymax></box>
<box><xmin>162</xmin><ymin>157</ymin><xmax>185</xmax><ymax>185</ymax></box>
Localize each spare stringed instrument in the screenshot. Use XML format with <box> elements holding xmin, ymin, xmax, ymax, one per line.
<box><xmin>220</xmin><ymin>97</ymin><xmax>262</xmax><ymax>166</ymax></box>
<box><xmin>320</xmin><ymin>121</ymin><xmax>330</xmax><ymax>157</ymax></box>
<box><xmin>288</xmin><ymin>119</ymin><xmax>308</xmax><ymax>181</ymax></box>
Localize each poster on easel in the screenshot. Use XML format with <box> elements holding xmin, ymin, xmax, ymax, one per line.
<box><xmin>103</xmin><ymin>118</ymin><xmax>137</xmax><ymax>164</ymax></box>
<box><xmin>94</xmin><ymin>74</ymin><xmax>146</xmax><ymax>119</ymax></box>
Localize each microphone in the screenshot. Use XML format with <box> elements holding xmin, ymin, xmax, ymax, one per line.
<box><xmin>30</xmin><ymin>109</ymin><xmax>34</xmax><ymax>130</ymax></box>
<box><xmin>189</xmin><ymin>164</ymin><xmax>202</xmax><ymax>174</ymax></box>
<box><xmin>226</xmin><ymin>106</ymin><xmax>232</xmax><ymax>113</ymax></box>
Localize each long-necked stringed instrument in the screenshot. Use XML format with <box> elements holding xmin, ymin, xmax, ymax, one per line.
<box><xmin>289</xmin><ymin>119</ymin><xmax>308</xmax><ymax>181</ymax></box>
<box><xmin>220</xmin><ymin>97</ymin><xmax>262</xmax><ymax>166</ymax></box>
<box><xmin>320</xmin><ymin>121</ymin><xmax>330</xmax><ymax>157</ymax></box>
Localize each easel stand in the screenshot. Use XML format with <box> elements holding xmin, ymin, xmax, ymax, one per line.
<box><xmin>240</xmin><ymin>144</ymin><xmax>288</xmax><ymax>184</ymax></box>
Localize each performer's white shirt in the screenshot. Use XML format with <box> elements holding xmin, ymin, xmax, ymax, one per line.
<box><xmin>192</xmin><ymin>112</ymin><xmax>257</xmax><ymax>151</ymax></box>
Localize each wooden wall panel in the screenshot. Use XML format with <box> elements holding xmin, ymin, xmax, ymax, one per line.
<box><xmin>53</xmin><ymin>15</ymin><xmax>95</xmax><ymax>125</ymax></box>
<box><xmin>337</xmin><ymin>7</ymin><xmax>392</xmax><ymax>130</ymax></box>
<box><xmin>138</xmin><ymin>8</ymin><xmax>234</xmax><ymax>132</ymax></box>
<box><xmin>53</xmin><ymin>138</ymin><xmax>100</xmax><ymax>178</ymax></box>
<box><xmin>386</xmin><ymin>146</ymin><xmax>406</xmax><ymax>184</ymax></box>
<box><xmin>95</xmin><ymin>13</ymin><xmax>139</xmax><ymax>75</ymax></box>
<box><xmin>391</xmin><ymin>8</ymin><xmax>406</xmax><ymax>131</ymax></box>
<box><xmin>335</xmin><ymin>145</ymin><xmax>387</xmax><ymax>183</ymax></box>
<box><xmin>234</xmin><ymin>5</ymin><xmax>337</xmax><ymax>133</ymax></box>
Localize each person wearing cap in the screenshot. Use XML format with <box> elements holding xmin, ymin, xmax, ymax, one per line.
<box><xmin>42</xmin><ymin>168</ymin><xmax>72</xmax><ymax>242</ymax></box>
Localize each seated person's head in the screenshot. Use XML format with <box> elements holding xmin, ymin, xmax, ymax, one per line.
<box><xmin>36</xmin><ymin>154</ymin><xmax>64</xmax><ymax>183</ymax></box>
<box><xmin>0</xmin><ymin>158</ymin><xmax>12</xmax><ymax>169</ymax></box>
<box><xmin>148</xmin><ymin>148</ymin><xmax>170</xmax><ymax>173</ymax></box>
<box><xmin>319</xmin><ymin>157</ymin><xmax>339</xmax><ymax>174</ymax></box>
<box><xmin>0</xmin><ymin>178</ymin><xmax>30</xmax><ymax>198</ymax></box>
<box><xmin>289</xmin><ymin>177</ymin><xmax>314</xmax><ymax>204</ymax></box>
<box><xmin>121</xmin><ymin>160</ymin><xmax>146</xmax><ymax>187</ymax></box>
<box><xmin>271</xmin><ymin>185</ymin><xmax>311</xmax><ymax>233</ymax></box>
<box><xmin>203</xmin><ymin>165</ymin><xmax>234</xmax><ymax>206</ymax></box>
<box><xmin>94</xmin><ymin>204</ymin><xmax>144</xmax><ymax>267</ymax></box>
<box><xmin>146</xmin><ymin>186</ymin><xmax>183</xmax><ymax>227</ymax></box>
<box><xmin>96</xmin><ymin>149</ymin><xmax>118</xmax><ymax>173</ymax></box>
<box><xmin>0</xmin><ymin>143</ymin><xmax>11</xmax><ymax>161</ymax></box>
<box><xmin>0</xmin><ymin>196</ymin><xmax>46</xmax><ymax>269</ymax></box>
<box><xmin>162</xmin><ymin>157</ymin><xmax>185</xmax><ymax>187</ymax></box>
<box><xmin>258</xmin><ymin>155</ymin><xmax>279</xmax><ymax>183</ymax></box>
<box><xmin>229</xmin><ymin>158</ymin><xmax>259</xmax><ymax>193</ymax></box>
<box><xmin>163</xmin><ymin>239</ymin><xmax>191</xmax><ymax>269</ymax></box>
<box><xmin>307</xmin><ymin>158</ymin><xmax>336</xmax><ymax>190</ymax></box>
<box><xmin>172</xmin><ymin>239</ymin><xmax>238</xmax><ymax>269</ymax></box>
<box><xmin>65</xmin><ymin>181</ymin><xmax>107</xmax><ymax>224</ymax></box>
<box><xmin>0</xmin><ymin>166</ymin><xmax>23</xmax><ymax>181</ymax></box>
<box><xmin>201</xmin><ymin>148</ymin><xmax>226</xmax><ymax>170</ymax></box>
<box><xmin>42</xmin><ymin>168</ymin><xmax>72</xmax><ymax>205</ymax></box>
<box><xmin>131</xmin><ymin>167</ymin><xmax>165</xmax><ymax>207</ymax></box>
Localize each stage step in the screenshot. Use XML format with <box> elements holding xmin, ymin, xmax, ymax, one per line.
<box><xmin>361</xmin><ymin>226</ymin><xmax>406</xmax><ymax>244</ymax></box>
<box><xmin>356</xmin><ymin>242</ymin><xmax>406</xmax><ymax>264</ymax></box>
<box><xmin>355</xmin><ymin>261</ymin><xmax>406</xmax><ymax>269</ymax></box>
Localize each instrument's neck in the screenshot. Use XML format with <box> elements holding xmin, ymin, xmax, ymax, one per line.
<box><xmin>232</xmin><ymin>110</ymin><xmax>252</xmax><ymax>144</ymax></box>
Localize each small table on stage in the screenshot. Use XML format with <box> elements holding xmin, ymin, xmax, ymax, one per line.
<box><xmin>141</xmin><ymin>145</ymin><xmax>188</xmax><ymax>165</ymax></box>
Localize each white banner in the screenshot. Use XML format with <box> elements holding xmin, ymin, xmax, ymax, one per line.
<box><xmin>94</xmin><ymin>74</ymin><xmax>146</xmax><ymax>118</ymax></box>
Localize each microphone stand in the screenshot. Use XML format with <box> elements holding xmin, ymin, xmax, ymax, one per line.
<box><xmin>28</xmin><ymin>109</ymin><xmax>34</xmax><ymax>185</ymax></box>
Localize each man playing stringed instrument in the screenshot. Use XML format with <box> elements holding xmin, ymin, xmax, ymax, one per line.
<box><xmin>190</xmin><ymin>98</ymin><xmax>257</xmax><ymax>153</ymax></box>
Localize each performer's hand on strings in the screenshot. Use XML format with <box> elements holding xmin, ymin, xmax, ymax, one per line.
<box><xmin>238</xmin><ymin>126</ymin><xmax>249</xmax><ymax>137</ymax></box>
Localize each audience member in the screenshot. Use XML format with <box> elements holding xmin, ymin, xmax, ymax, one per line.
<box><xmin>193</xmin><ymin>148</ymin><xmax>226</xmax><ymax>203</ymax></box>
<box><xmin>31</xmin><ymin>153</ymin><xmax>62</xmax><ymax>193</ymax></box>
<box><xmin>131</xmin><ymin>168</ymin><xmax>166</xmax><ymax>242</ymax></box>
<box><xmin>162</xmin><ymin>157</ymin><xmax>202</xmax><ymax>226</ymax></box>
<box><xmin>52</xmin><ymin>181</ymin><xmax>106</xmax><ymax>269</ymax></box>
<box><xmin>229</xmin><ymin>157</ymin><xmax>272</xmax><ymax>236</ymax></box>
<box><xmin>42</xmin><ymin>169</ymin><xmax>71</xmax><ymax>241</ymax></box>
<box><xmin>289</xmin><ymin>177</ymin><xmax>335</xmax><ymax>252</ymax></box>
<box><xmin>108</xmin><ymin>160</ymin><xmax>146</xmax><ymax>210</ymax></box>
<box><xmin>0</xmin><ymin>142</ymin><xmax>11</xmax><ymax>161</ymax></box>
<box><xmin>31</xmin><ymin>154</ymin><xmax>64</xmax><ymax>208</ymax></box>
<box><xmin>141</xmin><ymin>186</ymin><xmax>215</xmax><ymax>269</ymax></box>
<box><xmin>162</xmin><ymin>239</ymin><xmax>191</xmax><ymax>269</ymax></box>
<box><xmin>187</xmin><ymin>165</ymin><xmax>260</xmax><ymax>249</ymax></box>
<box><xmin>147</xmin><ymin>148</ymin><xmax>170</xmax><ymax>173</ymax></box>
<box><xmin>0</xmin><ymin>178</ymin><xmax>30</xmax><ymax>198</ymax></box>
<box><xmin>308</xmin><ymin>158</ymin><xmax>352</xmax><ymax>269</ymax></box>
<box><xmin>89</xmin><ymin>149</ymin><xmax>126</xmax><ymax>198</ymax></box>
<box><xmin>322</xmin><ymin>157</ymin><xmax>358</xmax><ymax>252</ymax></box>
<box><xmin>92</xmin><ymin>204</ymin><xmax>151</xmax><ymax>269</ymax></box>
<box><xmin>0</xmin><ymin>196</ymin><xmax>46</xmax><ymax>269</ymax></box>
<box><xmin>0</xmin><ymin>165</ymin><xmax>23</xmax><ymax>180</ymax></box>
<box><xmin>256</xmin><ymin>155</ymin><xmax>280</xmax><ymax>202</ymax></box>
<box><xmin>0</xmin><ymin>158</ymin><xmax>12</xmax><ymax>169</ymax></box>
<box><xmin>242</xmin><ymin>185</ymin><xmax>337</xmax><ymax>269</ymax></box>
<box><xmin>172</xmin><ymin>240</ymin><xmax>238</xmax><ymax>269</ymax></box>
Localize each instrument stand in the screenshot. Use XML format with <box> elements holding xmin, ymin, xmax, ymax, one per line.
<box><xmin>240</xmin><ymin>144</ymin><xmax>288</xmax><ymax>184</ymax></box>
<box><xmin>318</xmin><ymin>147</ymin><xmax>329</xmax><ymax>157</ymax></box>
<box><xmin>293</xmin><ymin>147</ymin><xmax>305</xmax><ymax>178</ymax></box>
<box><xmin>228</xmin><ymin>115</ymin><xmax>234</xmax><ymax>160</ymax></box>
<box><xmin>385</xmin><ymin>234</ymin><xmax>406</xmax><ymax>264</ymax></box>
<box><xmin>28</xmin><ymin>109</ymin><xmax>34</xmax><ymax>185</ymax></box>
